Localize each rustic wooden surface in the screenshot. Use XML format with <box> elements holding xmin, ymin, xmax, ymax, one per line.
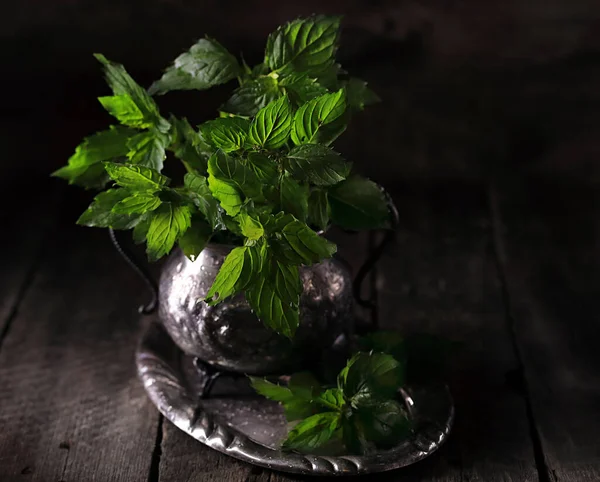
<box><xmin>0</xmin><ymin>180</ymin><xmax>598</xmax><ymax>481</ymax></box>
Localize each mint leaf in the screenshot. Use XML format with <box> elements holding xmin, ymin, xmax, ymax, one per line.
<box><xmin>282</xmin><ymin>412</ymin><xmax>342</xmax><ymax>452</ymax></box>
<box><xmin>266</xmin><ymin>16</ymin><xmax>341</xmax><ymax>76</ymax></box>
<box><xmin>345</xmin><ymin>78</ymin><xmax>380</xmax><ymax>111</ymax></box>
<box><xmin>179</xmin><ymin>216</ymin><xmax>212</xmax><ymax>260</ymax></box>
<box><xmin>249</xmin><ymin>377</ymin><xmax>295</xmax><ymax>402</ymax></box>
<box><xmin>52</xmin><ymin>126</ymin><xmax>134</xmax><ymax>189</ymax></box>
<box><xmin>150</xmin><ymin>38</ymin><xmax>240</xmax><ymax>95</ymax></box>
<box><xmin>290</xmin><ymin>89</ymin><xmax>346</xmax><ymax>145</ymax></box>
<box><xmin>171</xmin><ymin>117</ymin><xmax>210</xmax><ymax>172</ymax></box>
<box><xmin>246</xmin><ymin>274</ymin><xmax>299</xmax><ymax>338</ymax></box>
<box><xmin>221</xmin><ymin>76</ymin><xmax>281</xmax><ymax>117</ymax></box>
<box><xmin>207</xmin><ymin>150</ymin><xmax>262</xmax><ymax>216</ymax></box>
<box><xmin>126</xmin><ymin>130</ymin><xmax>170</xmax><ymax>171</ymax></box>
<box><xmin>288</xmin><ymin>372</ymin><xmax>321</xmax><ymax>399</ymax></box>
<box><xmin>94</xmin><ymin>53</ymin><xmax>169</xmax><ymax>133</ymax></box>
<box><xmin>329</xmin><ymin>176</ymin><xmax>390</xmax><ymax>230</ymax></box>
<box><xmin>112</xmin><ymin>192</ymin><xmax>162</xmax><ymax>214</ymax></box>
<box><xmin>279</xmin><ymin>176</ymin><xmax>308</xmax><ymax>221</ymax></box>
<box><xmin>354</xmin><ymin>400</ymin><xmax>410</xmax><ymax>447</ymax></box>
<box><xmin>98</xmin><ymin>94</ymin><xmax>151</xmax><ymax>128</ymax></box>
<box><xmin>317</xmin><ymin>388</ymin><xmax>345</xmax><ymax>411</ymax></box>
<box><xmin>204</xmin><ymin>117</ymin><xmax>249</xmax><ymax>152</ymax></box>
<box><xmin>248</xmin><ymin>96</ymin><xmax>293</xmax><ymax>149</ymax></box>
<box><xmin>273</xmin><ymin>218</ymin><xmax>336</xmax><ymax>265</ymax></box>
<box><xmin>183</xmin><ymin>173</ymin><xmax>223</xmax><ymax>230</ymax></box>
<box><xmin>286</xmin><ymin>144</ymin><xmax>350</xmax><ymax>186</ymax></box>
<box><xmin>77</xmin><ymin>189</ymin><xmax>144</xmax><ymax>230</ymax></box>
<box><xmin>237</xmin><ymin>212</ymin><xmax>264</xmax><ymax>240</ymax></box>
<box><xmin>281</xmin><ymin>73</ymin><xmax>328</xmax><ymax>104</ymax></box>
<box><xmin>132</xmin><ymin>215</ymin><xmax>152</xmax><ymax>244</ymax></box>
<box><xmin>339</xmin><ymin>352</ymin><xmax>404</xmax><ymax>404</ymax></box>
<box><xmin>360</xmin><ymin>331</ymin><xmax>406</xmax><ymax>365</ymax></box>
<box><xmin>246</xmin><ymin>152</ymin><xmax>278</xmax><ymax>184</ymax></box>
<box><xmin>146</xmin><ymin>204</ymin><xmax>191</xmax><ymax>261</ymax></box>
<box><xmin>307</xmin><ymin>189</ymin><xmax>329</xmax><ymax>231</ymax></box>
<box><xmin>271</xmin><ymin>259</ymin><xmax>302</xmax><ymax>302</ymax></box>
<box><xmin>250</xmin><ymin>375</ymin><xmax>317</xmax><ymax>421</ymax></box>
<box><xmin>206</xmin><ymin>245</ymin><xmax>261</xmax><ymax>304</ymax></box>
<box><xmin>104</xmin><ymin>162</ymin><xmax>170</xmax><ymax>191</ymax></box>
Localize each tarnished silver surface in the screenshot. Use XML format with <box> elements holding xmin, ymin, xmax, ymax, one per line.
<box><xmin>137</xmin><ymin>323</ymin><xmax>455</xmax><ymax>476</ymax></box>
<box><xmin>158</xmin><ymin>246</ymin><xmax>354</xmax><ymax>374</ymax></box>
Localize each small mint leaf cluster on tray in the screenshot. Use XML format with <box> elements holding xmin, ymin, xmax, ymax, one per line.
<box><xmin>250</xmin><ymin>351</ymin><xmax>411</xmax><ymax>455</ymax></box>
<box><xmin>52</xmin><ymin>15</ymin><xmax>390</xmax><ymax>338</ymax></box>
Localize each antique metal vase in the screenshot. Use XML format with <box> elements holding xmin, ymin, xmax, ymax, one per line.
<box><xmin>158</xmin><ymin>244</ymin><xmax>354</xmax><ymax>375</ymax></box>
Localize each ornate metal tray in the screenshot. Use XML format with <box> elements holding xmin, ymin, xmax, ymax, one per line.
<box><xmin>137</xmin><ymin>322</ymin><xmax>454</xmax><ymax>476</ymax></box>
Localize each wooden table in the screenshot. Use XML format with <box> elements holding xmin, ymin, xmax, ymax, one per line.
<box><xmin>1</xmin><ymin>179</ymin><xmax>598</xmax><ymax>482</ymax></box>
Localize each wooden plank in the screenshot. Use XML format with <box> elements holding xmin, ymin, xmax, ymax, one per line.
<box><xmin>492</xmin><ymin>182</ymin><xmax>600</xmax><ymax>482</ymax></box>
<box><xmin>0</xmin><ymin>225</ymin><xmax>159</xmax><ymax>482</ymax></box>
<box><xmin>0</xmin><ymin>184</ymin><xmax>61</xmax><ymax>343</ymax></box>
<box><xmin>376</xmin><ymin>183</ymin><xmax>539</xmax><ymax>481</ymax></box>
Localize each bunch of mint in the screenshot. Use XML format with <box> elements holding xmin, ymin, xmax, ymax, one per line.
<box><xmin>250</xmin><ymin>351</ymin><xmax>411</xmax><ymax>455</ymax></box>
<box><xmin>52</xmin><ymin>15</ymin><xmax>391</xmax><ymax>338</ymax></box>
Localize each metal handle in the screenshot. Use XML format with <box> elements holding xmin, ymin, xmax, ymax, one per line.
<box><xmin>108</xmin><ymin>228</ymin><xmax>158</xmax><ymax>315</ymax></box>
<box><xmin>352</xmin><ymin>189</ymin><xmax>399</xmax><ymax>310</ymax></box>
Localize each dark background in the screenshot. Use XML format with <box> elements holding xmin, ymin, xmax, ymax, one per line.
<box><xmin>2</xmin><ymin>2</ymin><xmax>600</xmax><ymax>481</ymax></box>
<box><xmin>4</xmin><ymin>0</ymin><xmax>600</xmax><ymax>188</ymax></box>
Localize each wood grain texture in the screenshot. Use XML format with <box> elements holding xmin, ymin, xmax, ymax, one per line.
<box><xmin>0</xmin><ymin>185</ymin><xmax>61</xmax><ymax>342</ymax></box>
<box><xmin>492</xmin><ymin>182</ymin><xmax>600</xmax><ymax>482</ymax></box>
<box><xmin>0</xmin><ymin>225</ymin><xmax>159</xmax><ymax>482</ymax></box>
<box><xmin>375</xmin><ymin>183</ymin><xmax>539</xmax><ymax>481</ymax></box>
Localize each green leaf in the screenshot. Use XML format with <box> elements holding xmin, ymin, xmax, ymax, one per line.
<box><xmin>308</xmin><ymin>189</ymin><xmax>329</xmax><ymax>231</ymax></box>
<box><xmin>221</xmin><ymin>76</ymin><xmax>281</xmax><ymax>117</ymax></box>
<box><xmin>104</xmin><ymin>162</ymin><xmax>170</xmax><ymax>192</ymax></box>
<box><xmin>183</xmin><ymin>173</ymin><xmax>223</xmax><ymax>230</ymax></box>
<box><xmin>126</xmin><ymin>130</ymin><xmax>170</xmax><ymax>171</ymax></box>
<box><xmin>246</xmin><ymin>152</ymin><xmax>278</xmax><ymax>184</ymax></box>
<box><xmin>206</xmin><ymin>245</ymin><xmax>261</xmax><ymax>304</ymax></box>
<box><xmin>248</xmin><ymin>96</ymin><xmax>293</xmax><ymax>149</ymax></box>
<box><xmin>266</xmin><ymin>16</ymin><xmax>341</xmax><ymax>76</ymax></box>
<box><xmin>316</xmin><ymin>388</ymin><xmax>345</xmax><ymax>410</ymax></box>
<box><xmin>77</xmin><ymin>188</ymin><xmax>144</xmax><ymax>230</ymax></box>
<box><xmin>112</xmin><ymin>192</ymin><xmax>162</xmax><ymax>214</ymax></box>
<box><xmin>282</xmin><ymin>412</ymin><xmax>342</xmax><ymax>452</ymax></box>
<box><xmin>146</xmin><ymin>204</ymin><xmax>192</xmax><ymax>261</ymax></box>
<box><xmin>274</xmin><ymin>219</ymin><xmax>336</xmax><ymax>265</ymax></box>
<box><xmin>286</xmin><ymin>144</ymin><xmax>350</xmax><ymax>186</ymax></box>
<box><xmin>290</xmin><ymin>89</ymin><xmax>346</xmax><ymax>145</ymax></box>
<box><xmin>340</xmin><ymin>352</ymin><xmax>404</xmax><ymax>404</ymax></box>
<box><xmin>170</xmin><ymin>117</ymin><xmax>210</xmax><ymax>172</ymax></box>
<box><xmin>359</xmin><ymin>331</ymin><xmax>406</xmax><ymax>365</ymax></box>
<box><xmin>329</xmin><ymin>176</ymin><xmax>390</xmax><ymax>230</ymax></box>
<box><xmin>271</xmin><ymin>259</ymin><xmax>302</xmax><ymax>302</ymax></box>
<box><xmin>178</xmin><ymin>217</ymin><xmax>212</xmax><ymax>260</ymax></box>
<box><xmin>132</xmin><ymin>215</ymin><xmax>152</xmax><ymax>244</ymax></box>
<box><xmin>246</xmin><ymin>274</ymin><xmax>299</xmax><ymax>338</ymax></box>
<box><xmin>237</xmin><ymin>212</ymin><xmax>264</xmax><ymax>240</ymax></box>
<box><xmin>279</xmin><ymin>176</ymin><xmax>308</xmax><ymax>222</ymax></box>
<box><xmin>281</xmin><ymin>73</ymin><xmax>328</xmax><ymax>104</ymax></box>
<box><xmin>150</xmin><ymin>38</ymin><xmax>240</xmax><ymax>95</ymax></box>
<box><xmin>94</xmin><ymin>53</ymin><xmax>169</xmax><ymax>133</ymax></box>
<box><xmin>52</xmin><ymin>126</ymin><xmax>134</xmax><ymax>189</ymax></box>
<box><xmin>207</xmin><ymin>150</ymin><xmax>262</xmax><ymax>216</ymax></box>
<box><xmin>345</xmin><ymin>78</ymin><xmax>380</xmax><ymax>111</ymax></box>
<box><xmin>204</xmin><ymin>117</ymin><xmax>250</xmax><ymax>152</ymax></box>
<box><xmin>249</xmin><ymin>377</ymin><xmax>295</xmax><ymax>402</ymax></box>
<box><xmin>354</xmin><ymin>400</ymin><xmax>410</xmax><ymax>447</ymax></box>
<box><xmin>98</xmin><ymin>94</ymin><xmax>151</xmax><ymax>128</ymax></box>
<box><xmin>288</xmin><ymin>372</ymin><xmax>321</xmax><ymax>399</ymax></box>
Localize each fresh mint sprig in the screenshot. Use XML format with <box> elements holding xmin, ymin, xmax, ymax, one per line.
<box><xmin>53</xmin><ymin>15</ymin><xmax>387</xmax><ymax>338</ymax></box>
<box><xmin>250</xmin><ymin>351</ymin><xmax>411</xmax><ymax>455</ymax></box>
